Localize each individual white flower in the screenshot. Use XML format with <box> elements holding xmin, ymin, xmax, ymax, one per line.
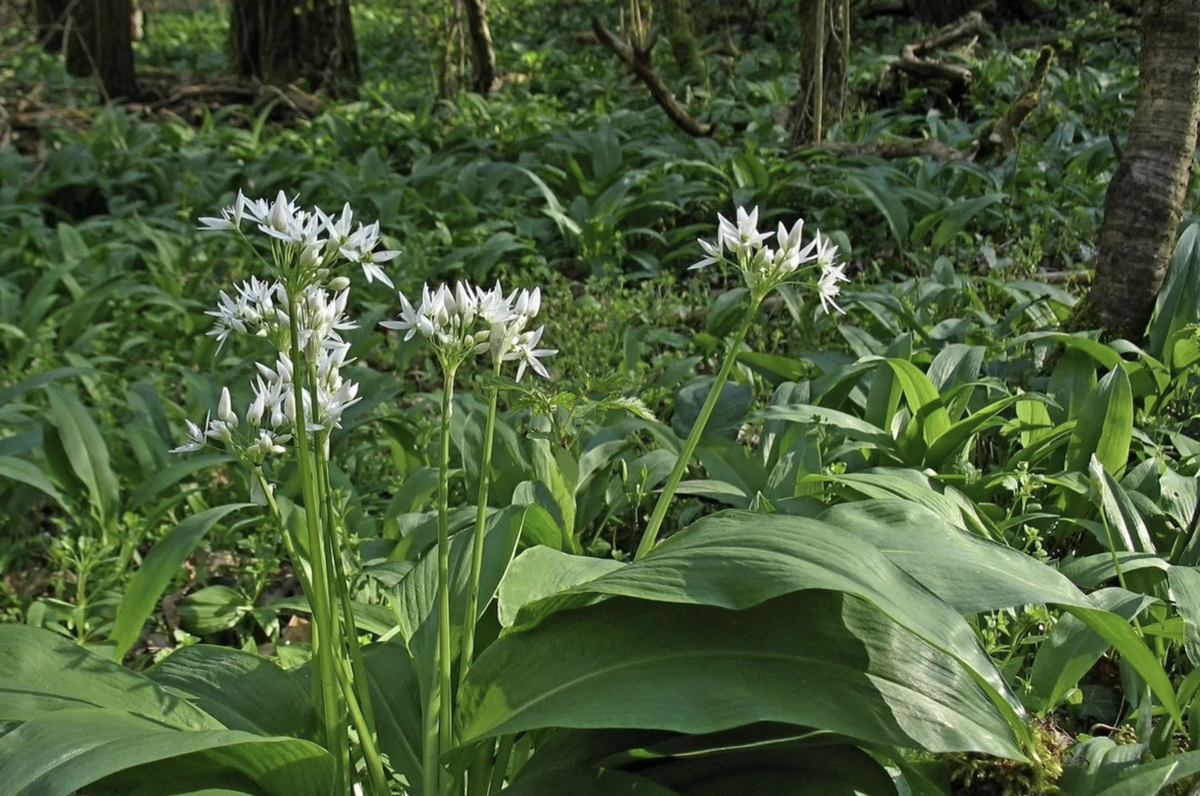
<box><xmin>689</xmin><ymin>237</ymin><xmax>721</xmax><ymax>271</ymax></box>
<box><xmin>506</xmin><ymin>325</ymin><xmax>557</xmax><ymax>382</ymax></box>
<box><xmin>717</xmin><ymin>206</ymin><xmax>771</xmax><ymax>254</ymax></box>
<box><xmin>476</xmin><ymin>282</ymin><xmax>516</xmax><ymax>326</ymax></box>
<box><xmin>512</xmin><ymin>286</ymin><xmax>540</xmax><ymax>320</ymax></box>
<box><xmin>197</xmin><ymin>191</ymin><xmax>247</xmax><ymax>232</ymax></box>
<box><xmin>339</xmin><ymin>221</ymin><xmax>399</xmax><ymax>288</ymax></box>
<box><xmin>816</xmin><ymin>258</ymin><xmax>850</xmax><ymax>314</ymax></box>
<box><xmin>812</xmin><ymin>233</ymin><xmax>839</xmax><ymax>270</ymax></box>
<box><xmin>217</xmin><ymin>387</ymin><xmax>238</xmax><ymax>429</ymax></box>
<box><xmin>169</xmin><ymin>418</ymin><xmax>207</xmax><ymax>453</ymax></box>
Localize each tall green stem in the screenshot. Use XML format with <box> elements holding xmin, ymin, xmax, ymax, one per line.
<box><xmin>315</xmin><ymin>443</ymin><xmax>388</xmax><ymax>796</ymax></box>
<box><xmin>286</xmin><ymin>297</ymin><xmax>347</xmax><ymax>788</ymax></box>
<box><xmin>436</xmin><ymin>363</ymin><xmax>460</xmax><ymax>791</ymax></box>
<box><xmin>635</xmin><ymin>300</ymin><xmax>760</xmax><ymax>560</ymax></box>
<box><xmin>460</xmin><ymin>369</ymin><xmax>501</xmax><ymax>687</ymax></box>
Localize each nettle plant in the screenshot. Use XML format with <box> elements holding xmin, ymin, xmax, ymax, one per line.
<box><xmin>0</xmin><ymin>200</ymin><xmax>1187</xmax><ymax>796</ymax></box>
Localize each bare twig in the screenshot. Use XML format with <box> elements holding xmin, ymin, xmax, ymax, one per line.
<box><xmin>591</xmin><ymin>16</ymin><xmax>713</xmax><ymax>137</ymax></box>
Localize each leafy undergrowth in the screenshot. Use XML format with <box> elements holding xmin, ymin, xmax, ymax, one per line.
<box><xmin>1</xmin><ymin>1</ymin><xmax>1200</xmax><ymax>795</ymax></box>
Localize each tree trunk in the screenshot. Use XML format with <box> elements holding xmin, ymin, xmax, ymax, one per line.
<box><xmin>35</xmin><ymin>0</ymin><xmax>137</xmax><ymax>100</ymax></box>
<box><xmin>1084</xmin><ymin>0</ymin><xmax>1200</xmax><ymax>341</ymax></box>
<box><xmin>462</xmin><ymin>0</ymin><xmax>497</xmax><ymax>95</ymax></box>
<box><xmin>790</xmin><ymin>0</ymin><xmax>850</xmax><ymax>145</ymax></box>
<box><xmin>661</xmin><ymin>0</ymin><xmax>707</xmax><ymax>83</ymax></box>
<box><xmin>229</xmin><ymin>0</ymin><xmax>361</xmax><ymax>96</ymax></box>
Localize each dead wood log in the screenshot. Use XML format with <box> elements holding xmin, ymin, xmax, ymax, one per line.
<box><xmin>879</xmin><ymin>11</ymin><xmax>984</xmax><ymax>90</ymax></box>
<box><xmin>591</xmin><ymin>17</ymin><xmax>713</xmax><ymax>138</ymax></box>
<box><xmin>806</xmin><ymin>43</ymin><xmax>1051</xmax><ymax>162</ymax></box>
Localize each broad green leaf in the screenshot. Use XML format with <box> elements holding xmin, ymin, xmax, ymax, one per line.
<box><xmin>1059</xmin><ymin>553</ymin><xmax>1170</xmax><ymax>589</ymax></box>
<box><xmin>1015</xmin><ymin>398</ymin><xmax>1053</xmax><ymax>449</ymax></box>
<box><xmin>1090</xmin><ymin>459</ymin><xmax>1156</xmax><ymax>552</ymax></box>
<box><xmin>1065</xmin><ymin>367</ymin><xmax>1133</xmax><ymax>477</ymax></box>
<box><xmin>871</xmin><ymin>357</ymin><xmax>951</xmax><ymax>452</ymax></box>
<box><xmin>0</xmin><ymin>455</ymin><xmax>68</xmax><ymax>512</ymax></box>
<box><xmin>0</xmin><ymin>708</ymin><xmax>333</xmax><ymax>796</ymax></box>
<box><xmin>925</xmin><ymin>394</ymin><xmax>1045</xmax><ymax>470</ymax></box>
<box><xmin>391</xmin><ymin>505</ymin><xmax>524</xmax><ymax>700</ymax></box>
<box><xmin>0</xmin><ymin>366</ymin><xmax>97</xmax><ymax>407</ymax></box>
<box><xmin>1148</xmin><ymin>221</ymin><xmax>1200</xmax><ymax>357</ymax></box>
<box><xmin>501</xmin><ymin>769</ymin><xmax>680</xmax><ymax>796</ymax></box>
<box><xmin>506</xmin><ymin>511</ymin><xmax>1027</xmax><ymax>751</ymax></box>
<box><xmin>1010</xmin><ymin>332</ymin><xmax>1124</xmax><ymax>370</ymax></box>
<box><xmin>1028</xmin><ymin>588</ymin><xmax>1156</xmax><ymax>714</ymax></box>
<box><xmin>1048</xmin><ymin>350</ymin><xmax>1097</xmax><ymax>424</ymax></box>
<box><xmin>264</xmin><ymin>596</ymin><xmax>395</xmax><ymax>636</ymax></box>
<box><xmin>931</xmin><ymin>193</ymin><xmax>1006</xmax><ymax>249</ymax></box>
<box><xmin>672</xmin><ymin>377</ymin><xmax>753</xmax><ymax>441</ymax></box>
<box><xmin>498</xmin><ymin>546</ymin><xmax>625</xmax><ymax>628</ymax></box>
<box><xmin>111</xmin><ymin>504</ymin><xmax>251</xmax><ymax>662</ymax></box>
<box><xmin>1091</xmin><ymin>749</ymin><xmax>1200</xmax><ymax>796</ymax></box>
<box><xmin>174</xmin><ymin>586</ymin><xmax>251</xmax><ymax>635</ymax></box>
<box><xmin>1058</xmin><ymin>736</ymin><xmax>1146</xmax><ymax>796</ymax></box>
<box><xmin>45</xmin><ymin>385</ymin><xmax>120</xmax><ymax>526</ymax></box>
<box><xmin>1168</xmin><ymin>566</ymin><xmax>1200</xmax><ymax>667</ymax></box>
<box><xmin>361</xmin><ymin>642</ymin><xmax>424</xmax><ymax>795</ymax></box>
<box><xmin>146</xmin><ymin>646</ymin><xmax>317</xmax><ymax>741</ymax></box>
<box><xmin>752</xmin><ymin>405</ymin><xmax>893</xmax><ymax>451</ymax></box>
<box><xmin>640</xmin><ymin>741</ymin><xmax>899</xmax><ymax>796</ymax></box>
<box><xmin>849</xmin><ymin>174</ymin><xmax>909</xmax><ymax>246</ymax></box>
<box><xmin>128</xmin><ymin>453</ymin><xmax>235</xmax><ymax>511</ymax></box>
<box><xmin>0</xmin><ymin>625</ymin><xmax>220</xmax><ymax>730</ymax></box>
<box><xmin>458</xmin><ymin>591</ymin><xmax>1025</xmax><ymax>760</ymax></box>
<box><xmin>814</xmin><ymin>500</ymin><xmax>1180</xmax><ymax>725</ymax></box>
<box><xmin>820</xmin><ymin>469</ymin><xmax>988</xmax><ymax>535</ymax></box>
<box><xmin>817</xmin><ymin>500</ymin><xmax>1086</xmax><ymax>614</ymax></box>
<box><xmin>736</xmin><ymin>351</ymin><xmax>808</xmax><ymax>384</ymax></box>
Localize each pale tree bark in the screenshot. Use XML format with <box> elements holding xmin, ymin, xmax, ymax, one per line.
<box><xmin>229</xmin><ymin>0</ymin><xmax>360</xmax><ymax>96</ymax></box>
<box><xmin>1084</xmin><ymin>0</ymin><xmax>1200</xmax><ymax>341</ymax></box>
<box><xmin>790</xmin><ymin>0</ymin><xmax>850</xmax><ymax>145</ymax></box>
<box><xmin>35</xmin><ymin>0</ymin><xmax>137</xmax><ymax>100</ymax></box>
<box><xmin>462</xmin><ymin>0</ymin><xmax>497</xmax><ymax>95</ymax></box>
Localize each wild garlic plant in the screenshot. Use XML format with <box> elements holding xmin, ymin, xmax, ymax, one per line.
<box><xmin>381</xmin><ymin>279</ymin><xmax>555</xmax><ymax>795</ymax></box>
<box><xmin>634</xmin><ymin>206</ymin><xmax>848</xmax><ymax>559</ymax></box>
<box><xmin>174</xmin><ymin>191</ymin><xmax>398</xmax><ymax>796</ymax></box>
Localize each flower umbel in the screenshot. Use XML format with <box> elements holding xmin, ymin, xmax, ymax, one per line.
<box><xmin>690</xmin><ymin>205</ymin><xmax>848</xmax><ymax>308</ymax></box>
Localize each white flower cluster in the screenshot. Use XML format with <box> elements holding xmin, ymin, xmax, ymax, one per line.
<box><xmin>174</xmin><ymin>193</ymin><xmax>377</xmax><ymax>469</ymax></box>
<box><xmin>199</xmin><ymin>190</ymin><xmax>399</xmax><ymax>288</ymax></box>
<box><xmin>382</xmin><ymin>281</ymin><xmax>557</xmax><ymax>381</ymax></box>
<box><xmin>691</xmin><ymin>206</ymin><xmax>849</xmax><ymax>311</ymax></box>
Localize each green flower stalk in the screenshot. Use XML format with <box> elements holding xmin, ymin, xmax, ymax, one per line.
<box><xmin>176</xmin><ymin>190</ymin><xmax>399</xmax><ymax>796</ymax></box>
<box><xmin>382</xmin><ymin>279</ymin><xmax>555</xmax><ymax>795</ymax></box>
<box><xmin>635</xmin><ymin>206</ymin><xmax>848</xmax><ymax>560</ymax></box>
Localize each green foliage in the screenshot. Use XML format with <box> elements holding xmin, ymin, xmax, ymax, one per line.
<box><xmin>2</xmin><ymin>1</ymin><xmax>1199</xmax><ymax>794</ymax></box>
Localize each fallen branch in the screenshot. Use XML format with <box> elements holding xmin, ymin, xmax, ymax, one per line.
<box><xmin>975</xmin><ymin>45</ymin><xmax>1053</xmax><ymax>159</ymax></box>
<box><xmin>591</xmin><ymin>17</ymin><xmax>713</xmax><ymax>138</ymax></box>
<box><xmin>805</xmin><ymin>44</ymin><xmax>1053</xmax><ymax>162</ymax></box>
<box><xmin>817</xmin><ymin>138</ymin><xmax>974</xmax><ymax>160</ymax></box>
<box><xmin>880</xmin><ymin>12</ymin><xmax>983</xmax><ymax>91</ymax></box>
